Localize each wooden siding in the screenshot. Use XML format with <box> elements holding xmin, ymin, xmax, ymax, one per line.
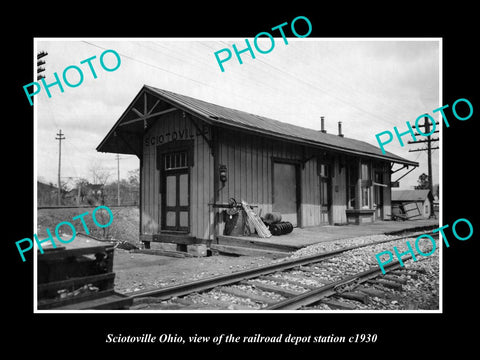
<box><xmin>217</xmin><ymin>129</ymin><xmax>325</xmax><ymax>229</ymax></box>
<box><xmin>141</xmin><ymin>118</ymin><xmax>395</xmax><ymax>240</ymax></box>
<box><xmin>141</xmin><ymin>111</ymin><xmax>214</xmax><ymax>240</ymax></box>
<box><xmin>301</xmin><ymin>148</ymin><xmax>321</xmax><ymax>227</ymax></box>
<box><xmin>217</xmin><ymin>129</ymin><xmax>277</xmax><ymax>218</ymax></box>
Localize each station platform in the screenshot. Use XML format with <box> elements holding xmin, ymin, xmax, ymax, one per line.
<box><xmin>213</xmin><ymin>219</ymin><xmax>440</xmax><ymax>257</ymax></box>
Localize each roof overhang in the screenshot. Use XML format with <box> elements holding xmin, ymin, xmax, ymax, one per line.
<box><xmin>209</xmin><ymin>119</ymin><xmax>419</xmax><ymax>167</ymax></box>
<box><xmin>97</xmin><ymin>85</ymin><xmax>419</xmax><ymax>168</ymax></box>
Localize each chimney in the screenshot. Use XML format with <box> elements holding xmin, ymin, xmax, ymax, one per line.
<box><xmin>320</xmin><ymin>116</ymin><xmax>327</xmax><ymax>133</ymax></box>
<box><xmin>338</xmin><ymin>121</ymin><xmax>344</xmax><ymax>137</ymax></box>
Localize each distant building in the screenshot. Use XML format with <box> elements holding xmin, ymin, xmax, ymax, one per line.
<box><xmin>63</xmin><ymin>184</ymin><xmax>104</xmax><ymax>205</ymax></box>
<box><xmin>64</xmin><ymin>188</ymin><xmax>80</xmax><ymax>204</ymax></box>
<box><xmin>88</xmin><ymin>184</ymin><xmax>104</xmax><ymax>198</ymax></box>
<box><xmin>37</xmin><ymin>181</ymin><xmax>58</xmax><ymax>206</ymax></box>
<box><xmin>391</xmin><ymin>189</ymin><xmax>434</xmax><ymax>219</ymax></box>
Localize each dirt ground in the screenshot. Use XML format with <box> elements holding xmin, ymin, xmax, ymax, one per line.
<box><xmin>113</xmin><ymin>249</ymin><xmax>274</xmax><ymax>294</ymax></box>
<box><xmin>36</xmin><ymin>206</ymin><xmax>274</xmax><ymax>294</ymax></box>
<box><xmin>37</xmin><ymin>206</ymin><xmax>139</xmax><ymax>243</ymax></box>
<box><xmin>36</xmin><ymin>206</ymin><xmax>439</xmax><ymax>310</ymax></box>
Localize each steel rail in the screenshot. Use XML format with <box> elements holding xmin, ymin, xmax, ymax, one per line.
<box><xmin>126</xmin><ymin>231</ymin><xmax>435</xmax><ymax>302</ymax></box>
<box><xmin>127</xmin><ymin>248</ymin><xmax>347</xmax><ymax>300</ymax></box>
<box><xmin>265</xmin><ymin>257</ymin><xmax>412</xmax><ymax>310</ymax></box>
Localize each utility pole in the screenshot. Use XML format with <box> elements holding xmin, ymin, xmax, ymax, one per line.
<box><xmin>116</xmin><ymin>154</ymin><xmax>121</xmax><ymax>206</ymax></box>
<box><xmin>115</xmin><ymin>154</ymin><xmax>128</xmax><ymax>206</ymax></box>
<box><xmin>409</xmin><ymin>116</ymin><xmax>439</xmax><ymax>218</ymax></box>
<box><xmin>56</xmin><ymin>130</ymin><xmax>65</xmax><ymax>205</ymax></box>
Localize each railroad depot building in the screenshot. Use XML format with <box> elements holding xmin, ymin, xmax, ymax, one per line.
<box><xmin>97</xmin><ymin>85</ymin><xmax>418</xmax><ymax>248</ymax></box>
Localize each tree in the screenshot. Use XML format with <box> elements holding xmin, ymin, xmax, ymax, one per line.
<box><xmin>75</xmin><ymin>178</ymin><xmax>91</xmax><ymax>200</ymax></box>
<box><xmin>128</xmin><ymin>168</ymin><xmax>140</xmax><ymax>187</ymax></box>
<box><xmin>60</xmin><ymin>180</ymin><xmax>69</xmax><ymax>194</ymax></box>
<box><xmin>75</xmin><ymin>177</ymin><xmax>90</xmax><ymax>189</ymax></box>
<box><xmin>89</xmin><ymin>160</ymin><xmax>111</xmax><ymax>185</ymax></box>
<box><xmin>415</xmin><ymin>173</ymin><xmax>430</xmax><ymax>190</ymax></box>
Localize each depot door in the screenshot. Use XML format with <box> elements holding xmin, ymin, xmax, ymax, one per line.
<box><xmin>319</xmin><ymin>163</ymin><xmax>332</xmax><ymax>225</ymax></box>
<box><xmin>161</xmin><ymin>151</ymin><xmax>190</xmax><ymax>232</ymax></box>
<box><xmin>273</xmin><ymin>162</ymin><xmax>300</xmax><ymax>227</ymax></box>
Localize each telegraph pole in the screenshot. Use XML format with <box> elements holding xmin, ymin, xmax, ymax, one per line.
<box><xmin>56</xmin><ymin>130</ymin><xmax>65</xmax><ymax>205</ymax></box>
<box><xmin>409</xmin><ymin>116</ymin><xmax>439</xmax><ymax>218</ymax></box>
<box><xmin>115</xmin><ymin>154</ymin><xmax>128</xmax><ymax>206</ymax></box>
<box><xmin>116</xmin><ymin>154</ymin><xmax>121</xmax><ymax>206</ymax></box>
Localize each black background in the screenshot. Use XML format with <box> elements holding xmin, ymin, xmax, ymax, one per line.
<box><xmin>6</xmin><ymin>4</ymin><xmax>478</xmax><ymax>355</ymax></box>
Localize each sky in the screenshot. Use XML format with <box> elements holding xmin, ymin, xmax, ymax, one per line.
<box><xmin>34</xmin><ymin>38</ymin><xmax>441</xmax><ymax>190</ymax></box>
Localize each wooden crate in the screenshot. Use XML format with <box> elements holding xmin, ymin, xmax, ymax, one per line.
<box><xmin>37</xmin><ymin>245</ymin><xmax>131</xmax><ymax>310</ymax></box>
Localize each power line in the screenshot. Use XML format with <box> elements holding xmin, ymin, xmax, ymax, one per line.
<box><xmin>128</xmin><ymin>40</ymin><xmax>368</xmax><ymax>124</ymax></box>
<box><xmin>253</xmin><ymin>55</ymin><xmax>395</xmax><ymax>127</ymax></box>
<box><xmin>216</xmin><ymin>40</ymin><xmax>431</xmax><ymax>130</ymax></box>
<box><xmin>81</xmin><ymin>40</ymin><xmax>211</xmax><ymax>87</ymax></box>
<box><xmin>82</xmin><ymin>40</ymin><xmax>412</xmax><ymax>131</ymax></box>
<box><xmin>408</xmin><ymin>116</ymin><xmax>438</xmax><ymax>218</ymax></box>
<box><xmin>145</xmin><ymin>40</ymin><xmax>304</xmax><ymax>117</ymax></box>
<box><xmin>211</xmin><ymin>39</ymin><xmax>403</xmax><ymax>129</ymax></box>
<box><xmin>81</xmin><ymin>40</ymin><xmax>276</xmax><ymax>112</ymax></box>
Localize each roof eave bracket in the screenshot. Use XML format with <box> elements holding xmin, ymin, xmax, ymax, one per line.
<box><xmin>187</xmin><ymin>112</ymin><xmax>213</xmax><ymax>156</ymax></box>
<box><xmin>392</xmin><ymin>166</ymin><xmax>416</xmax><ymax>183</ymax></box>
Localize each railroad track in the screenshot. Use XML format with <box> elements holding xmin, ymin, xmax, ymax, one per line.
<box><xmin>123</xmin><ymin>231</ymin><xmax>438</xmax><ymax>311</ymax></box>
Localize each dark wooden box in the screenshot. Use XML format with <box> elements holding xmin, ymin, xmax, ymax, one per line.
<box><xmin>37</xmin><ymin>245</ymin><xmax>131</xmax><ymax>310</ymax></box>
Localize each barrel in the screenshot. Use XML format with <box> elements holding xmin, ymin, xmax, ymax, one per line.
<box><xmin>263</xmin><ymin>212</ymin><xmax>282</xmax><ymax>224</ymax></box>
<box><xmin>224</xmin><ymin>209</ymin><xmax>247</xmax><ymax>236</ymax></box>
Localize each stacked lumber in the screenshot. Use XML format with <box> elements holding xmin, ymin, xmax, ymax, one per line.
<box><xmin>241</xmin><ymin>200</ymin><xmax>272</xmax><ymax>238</ymax></box>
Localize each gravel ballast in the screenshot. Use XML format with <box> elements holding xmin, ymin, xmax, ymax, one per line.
<box><xmin>120</xmin><ymin>232</ymin><xmax>440</xmax><ymax>311</ymax></box>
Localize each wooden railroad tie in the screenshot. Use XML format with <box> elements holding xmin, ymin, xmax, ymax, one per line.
<box><xmin>368</xmin><ymin>279</ymin><xmax>403</xmax><ymax>291</ymax></box>
<box><xmin>321</xmin><ymin>299</ymin><xmax>357</xmax><ymax>310</ymax></box>
<box><xmin>337</xmin><ymin>291</ymin><xmax>370</xmax><ymax>304</ymax></box>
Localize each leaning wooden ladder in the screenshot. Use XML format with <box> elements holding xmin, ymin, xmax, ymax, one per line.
<box><xmin>241</xmin><ymin>200</ymin><xmax>272</xmax><ymax>238</ymax></box>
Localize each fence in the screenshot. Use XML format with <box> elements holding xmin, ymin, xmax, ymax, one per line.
<box><xmin>37</xmin><ymin>185</ymin><xmax>139</xmax><ymax>207</ymax></box>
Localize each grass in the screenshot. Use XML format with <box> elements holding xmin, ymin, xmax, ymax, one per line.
<box><xmin>37</xmin><ymin>206</ymin><xmax>140</xmax><ymax>244</ymax></box>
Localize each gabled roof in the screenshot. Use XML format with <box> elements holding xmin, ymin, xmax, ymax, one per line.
<box><xmin>392</xmin><ymin>189</ymin><xmax>432</xmax><ymax>202</ymax></box>
<box><xmin>97</xmin><ymin>85</ymin><xmax>418</xmax><ymax>166</ymax></box>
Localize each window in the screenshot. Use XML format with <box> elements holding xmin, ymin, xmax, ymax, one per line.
<box><xmin>374</xmin><ymin>170</ymin><xmax>384</xmax><ymax>212</ymax></box>
<box><xmin>156</xmin><ymin>139</ymin><xmax>194</xmax><ymax>171</ymax></box>
<box><xmin>319</xmin><ymin>163</ymin><xmax>329</xmax><ymax>178</ymax></box>
<box><xmin>164</xmin><ymin>151</ymin><xmax>188</xmax><ymax>170</ymax></box>
<box><xmin>362</xmin><ymin>186</ymin><xmax>370</xmax><ymax>208</ymax></box>
<box><xmin>361</xmin><ymin>162</ymin><xmax>370</xmax><ymax>180</ymax></box>
<box><xmin>319</xmin><ymin>163</ymin><xmax>330</xmax><ymax>206</ymax></box>
<box><xmin>361</xmin><ymin>161</ymin><xmax>371</xmax><ymax>208</ymax></box>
